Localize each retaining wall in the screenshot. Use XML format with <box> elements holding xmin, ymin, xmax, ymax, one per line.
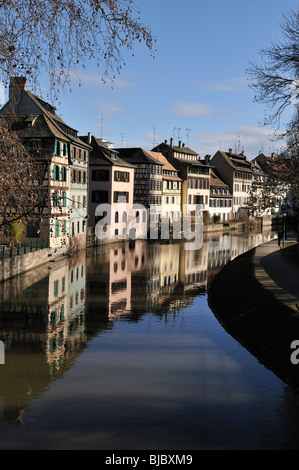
<box><xmin>0</xmin><ymin>246</ymin><xmax>68</xmax><ymax>283</ymax></box>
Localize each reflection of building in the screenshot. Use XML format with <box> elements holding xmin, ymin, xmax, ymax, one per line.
<box><xmin>0</xmin><ymin>252</ymin><xmax>87</xmax><ymax>422</ymax></box>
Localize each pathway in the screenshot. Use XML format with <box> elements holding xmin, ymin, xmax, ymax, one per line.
<box><xmin>254</xmin><ymin>236</ymin><xmax>299</xmax><ymax>312</ymax></box>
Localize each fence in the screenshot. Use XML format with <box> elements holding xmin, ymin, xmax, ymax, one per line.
<box><xmin>1</xmin><ymin>239</ymin><xmax>49</xmax><ymax>261</ymax></box>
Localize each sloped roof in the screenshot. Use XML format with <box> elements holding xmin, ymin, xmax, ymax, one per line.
<box><xmin>82</xmin><ymin>136</ymin><xmax>135</xmax><ymax>168</ymax></box>
<box><xmin>210</xmin><ymin>168</ymin><xmax>231</xmax><ymax>192</ymax></box>
<box><xmin>0</xmin><ymin>78</ymin><xmax>90</xmax><ymax>149</ymax></box>
<box><xmin>116</xmin><ymin>148</ymin><xmax>164</xmax><ymax>165</ymax></box>
<box><xmin>217</xmin><ymin>150</ymin><xmax>253</xmax><ymax>172</ymax></box>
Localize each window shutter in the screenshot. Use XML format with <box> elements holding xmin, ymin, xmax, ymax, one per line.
<box><xmin>63</xmin><ymin>192</ymin><xmax>67</xmax><ymax>207</ymax></box>
<box><xmin>53</xmin><ymin>165</ymin><xmax>57</xmax><ymax>180</ymax></box>
<box><xmin>54</xmin><ymin>141</ymin><xmax>57</xmax><ymax>155</ymax></box>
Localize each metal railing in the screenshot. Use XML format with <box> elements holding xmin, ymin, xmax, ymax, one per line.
<box><xmin>1</xmin><ymin>239</ymin><xmax>49</xmax><ymax>261</ymax></box>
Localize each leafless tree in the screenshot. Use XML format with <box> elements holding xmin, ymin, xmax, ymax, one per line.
<box><xmin>0</xmin><ymin>0</ymin><xmax>156</xmax><ymax>100</ymax></box>
<box><xmin>247</xmin><ymin>9</ymin><xmax>299</xmax><ymax>127</ymax></box>
<box><xmin>0</xmin><ymin>0</ymin><xmax>155</xmax><ymax>241</ymax></box>
<box><xmin>0</xmin><ymin>115</ymin><xmax>48</xmax><ymax>232</ymax></box>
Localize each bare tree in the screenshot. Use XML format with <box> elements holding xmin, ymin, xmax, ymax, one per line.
<box><xmin>0</xmin><ymin>0</ymin><xmax>156</xmax><ymax>99</ymax></box>
<box><xmin>247</xmin><ymin>9</ymin><xmax>299</xmax><ymax>127</ymax></box>
<box><xmin>0</xmin><ymin>116</ymin><xmax>48</xmax><ymax>230</ymax></box>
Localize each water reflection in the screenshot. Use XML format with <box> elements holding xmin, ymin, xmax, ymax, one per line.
<box><xmin>0</xmin><ymin>230</ymin><xmax>277</xmax><ymax>435</ymax></box>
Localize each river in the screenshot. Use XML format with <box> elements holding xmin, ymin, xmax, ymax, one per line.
<box><xmin>1</xmin><ymin>229</ymin><xmax>299</xmax><ymax>450</ymax></box>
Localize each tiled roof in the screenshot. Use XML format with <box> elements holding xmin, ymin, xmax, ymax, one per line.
<box><xmin>145</xmin><ymin>151</ymin><xmax>179</xmax><ymax>172</ymax></box>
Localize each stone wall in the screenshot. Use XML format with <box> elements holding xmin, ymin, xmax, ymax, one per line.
<box><xmin>0</xmin><ymin>246</ymin><xmax>68</xmax><ymax>283</ymax></box>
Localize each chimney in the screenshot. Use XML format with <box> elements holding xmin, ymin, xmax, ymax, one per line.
<box><xmin>229</xmin><ymin>148</ymin><xmax>233</xmax><ymax>154</ymax></box>
<box><xmin>240</xmin><ymin>150</ymin><xmax>244</xmax><ymax>156</ymax></box>
<box><xmin>182</xmin><ymin>143</ymin><xmax>185</xmax><ymax>148</ymax></box>
<box><xmin>178</xmin><ymin>141</ymin><xmax>181</xmax><ymax>148</ymax></box>
<box><xmin>205</xmin><ymin>154</ymin><xmax>211</xmax><ymax>165</ymax></box>
<box><xmin>88</xmin><ymin>132</ymin><xmax>92</xmax><ymax>144</ymax></box>
<box><xmin>170</xmin><ymin>138</ymin><xmax>173</xmax><ymax>148</ymax></box>
<box><xmin>9</xmin><ymin>77</ymin><xmax>28</xmax><ymax>100</ymax></box>
<box><xmin>164</xmin><ymin>139</ymin><xmax>168</xmax><ymax>144</ymax></box>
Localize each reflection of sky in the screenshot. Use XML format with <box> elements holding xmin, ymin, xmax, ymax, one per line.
<box><xmin>5</xmin><ymin>295</ymin><xmax>284</xmax><ymax>450</ymax></box>
<box><xmin>0</xmin><ymin>232</ymin><xmax>290</xmax><ymax>449</ymax></box>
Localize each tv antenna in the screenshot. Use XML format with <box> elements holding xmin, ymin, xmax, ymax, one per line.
<box><xmin>174</xmin><ymin>127</ymin><xmax>182</xmax><ymax>141</ymax></box>
<box><xmin>186</xmin><ymin>128</ymin><xmax>191</xmax><ymax>146</ymax></box>
<box><xmin>153</xmin><ymin>126</ymin><xmax>156</xmax><ymax>148</ymax></box>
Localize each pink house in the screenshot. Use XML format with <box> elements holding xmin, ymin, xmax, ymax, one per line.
<box><xmin>80</xmin><ymin>135</ymin><xmax>135</xmax><ymax>242</ymax></box>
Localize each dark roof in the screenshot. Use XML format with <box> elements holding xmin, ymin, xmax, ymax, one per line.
<box><xmin>81</xmin><ymin>136</ymin><xmax>135</xmax><ymax>168</ymax></box>
<box><xmin>153</xmin><ymin>141</ymin><xmax>198</xmax><ymax>157</ymax></box>
<box><xmin>1</xmin><ymin>78</ymin><xmax>90</xmax><ymax>149</ymax></box>
<box><xmin>116</xmin><ymin>148</ymin><xmax>164</xmax><ymax>165</ymax></box>
<box><xmin>210</xmin><ymin>168</ymin><xmax>231</xmax><ymax>194</ymax></box>
<box><xmin>216</xmin><ymin>150</ymin><xmax>253</xmax><ymax>173</ymax></box>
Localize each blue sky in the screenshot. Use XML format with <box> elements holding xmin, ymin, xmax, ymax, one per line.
<box><xmin>3</xmin><ymin>0</ymin><xmax>299</xmax><ymax>160</ymax></box>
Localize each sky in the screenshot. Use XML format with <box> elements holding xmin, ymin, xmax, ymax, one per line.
<box><xmin>2</xmin><ymin>0</ymin><xmax>299</xmax><ymax>160</ymax></box>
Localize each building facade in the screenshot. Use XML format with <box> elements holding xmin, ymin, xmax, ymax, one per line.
<box><xmin>210</xmin><ymin>149</ymin><xmax>253</xmax><ymax>219</ymax></box>
<box><xmin>116</xmin><ymin>148</ymin><xmax>164</xmax><ymax>225</ymax></box>
<box><xmin>152</xmin><ymin>139</ymin><xmax>211</xmax><ymax>217</ymax></box>
<box><xmin>145</xmin><ymin>151</ymin><xmax>182</xmax><ymax>223</ymax></box>
<box><xmin>0</xmin><ymin>77</ymin><xmax>90</xmax><ymax>250</ymax></box>
<box><xmin>82</xmin><ymin>135</ymin><xmax>135</xmax><ymax>241</ymax></box>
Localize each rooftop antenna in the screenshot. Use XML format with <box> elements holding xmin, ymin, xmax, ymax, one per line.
<box><xmin>153</xmin><ymin>126</ymin><xmax>156</xmax><ymax>148</ymax></box>
<box><xmin>186</xmin><ymin>128</ymin><xmax>191</xmax><ymax>146</ymax></box>
<box><xmin>237</xmin><ymin>136</ymin><xmax>241</xmax><ymax>153</ymax></box>
<box><xmin>174</xmin><ymin>127</ymin><xmax>181</xmax><ymax>142</ymax></box>
<box><xmin>121</xmin><ymin>133</ymin><xmax>124</xmax><ymax>147</ymax></box>
<box><xmin>100</xmin><ymin>117</ymin><xmax>103</xmax><ymax>139</ymax></box>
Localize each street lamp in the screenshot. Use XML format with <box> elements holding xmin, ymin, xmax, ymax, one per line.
<box><xmin>283</xmin><ymin>211</ymin><xmax>287</xmax><ymax>247</ymax></box>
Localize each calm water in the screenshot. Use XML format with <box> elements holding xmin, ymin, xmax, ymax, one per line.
<box><xmin>1</xmin><ymin>230</ymin><xmax>299</xmax><ymax>450</ymax></box>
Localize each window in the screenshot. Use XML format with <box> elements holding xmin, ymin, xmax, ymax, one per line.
<box><xmin>54</xmin><ymin>280</ymin><xmax>59</xmax><ymax>297</ymax></box>
<box><xmin>63</xmin><ymin>220</ymin><xmax>67</xmax><ymax>235</ymax></box>
<box><xmin>51</xmin><ymin>311</ymin><xmax>57</xmax><ymax>325</ymax></box>
<box><xmin>62</xmin><ymin>277</ymin><xmax>65</xmax><ymax>292</ymax></box>
<box><xmin>114</xmin><ymin>171</ymin><xmax>130</xmax><ymax>182</ymax></box>
<box><xmin>63</xmin><ymin>192</ymin><xmax>67</xmax><ymax>207</ymax></box>
<box><xmin>113</xmin><ymin>192</ymin><xmax>129</xmax><ymax>203</ymax></box>
<box><xmin>53</xmin><ymin>192</ymin><xmax>59</xmax><ymax>207</ymax></box>
<box><xmin>55</xmin><ymin>220</ymin><xmax>60</xmax><ymax>237</ymax></box>
<box><xmin>115</xmin><ymin>211</ymin><xmax>119</xmax><ymax>223</ymax></box>
<box><xmin>61</xmin><ymin>167</ymin><xmax>67</xmax><ymax>181</ymax></box>
<box><xmin>91</xmin><ymin>190</ymin><xmax>109</xmax><ymax>203</ymax></box>
<box><xmin>83</xmin><ymin>196</ymin><xmax>86</xmax><ymax>208</ymax></box>
<box><xmin>92</xmin><ymin>169</ymin><xmax>109</xmax><ymax>181</ymax></box>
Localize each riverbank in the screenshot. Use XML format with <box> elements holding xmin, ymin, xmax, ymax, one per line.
<box><xmin>208</xmin><ymin>237</ymin><xmax>299</xmax><ymax>391</ymax></box>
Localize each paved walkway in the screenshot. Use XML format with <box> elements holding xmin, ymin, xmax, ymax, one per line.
<box><xmin>254</xmin><ymin>236</ymin><xmax>299</xmax><ymax>312</ymax></box>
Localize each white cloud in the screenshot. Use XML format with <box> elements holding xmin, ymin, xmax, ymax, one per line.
<box><xmin>96</xmin><ymin>101</ymin><xmax>126</xmax><ymax>119</ymax></box>
<box><xmin>169</xmin><ymin>101</ymin><xmax>214</xmax><ymax>118</ymax></box>
<box><xmin>205</xmin><ymin>77</ymin><xmax>248</xmax><ymax>92</ymax></box>
<box><xmin>192</xmin><ymin>125</ymin><xmax>283</xmax><ymax>160</ymax></box>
